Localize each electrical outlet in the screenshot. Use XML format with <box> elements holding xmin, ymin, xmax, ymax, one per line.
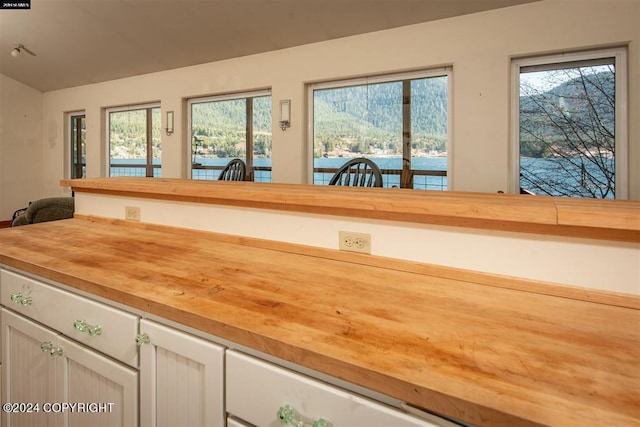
<box><xmin>125</xmin><ymin>206</ymin><xmax>141</xmax><ymax>221</ymax></box>
<box><xmin>338</xmin><ymin>231</ymin><xmax>371</xmax><ymax>254</ymax></box>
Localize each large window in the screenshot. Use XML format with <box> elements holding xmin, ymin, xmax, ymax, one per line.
<box><xmin>512</xmin><ymin>48</ymin><xmax>627</xmax><ymax>198</ymax></box>
<box><xmin>70</xmin><ymin>113</ymin><xmax>86</xmax><ymax>179</ymax></box>
<box><xmin>309</xmin><ymin>70</ymin><xmax>450</xmax><ymax>189</ymax></box>
<box><xmin>189</xmin><ymin>91</ymin><xmax>272</xmax><ymax>182</ymax></box>
<box><xmin>108</xmin><ymin>105</ymin><xmax>161</xmax><ymax>177</ymax></box>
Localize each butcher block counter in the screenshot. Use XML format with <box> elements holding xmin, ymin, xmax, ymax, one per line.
<box><xmin>0</xmin><ymin>217</ymin><xmax>638</xmax><ymax>427</ymax></box>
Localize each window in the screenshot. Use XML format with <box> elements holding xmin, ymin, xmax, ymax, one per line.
<box><xmin>511</xmin><ymin>48</ymin><xmax>627</xmax><ymax>198</ymax></box>
<box><xmin>309</xmin><ymin>70</ymin><xmax>450</xmax><ymax>189</ymax></box>
<box><xmin>189</xmin><ymin>91</ymin><xmax>272</xmax><ymax>182</ymax></box>
<box><xmin>70</xmin><ymin>113</ymin><xmax>86</xmax><ymax>179</ymax></box>
<box><xmin>108</xmin><ymin>105</ymin><xmax>161</xmax><ymax>177</ymax></box>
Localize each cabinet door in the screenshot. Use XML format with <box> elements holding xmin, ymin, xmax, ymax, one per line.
<box><xmin>2</xmin><ymin>308</ymin><xmax>138</xmax><ymax>427</ymax></box>
<box><xmin>139</xmin><ymin>319</ymin><xmax>225</xmax><ymax>427</ymax></box>
<box><xmin>2</xmin><ymin>308</ymin><xmax>64</xmax><ymax>427</ymax></box>
<box><xmin>58</xmin><ymin>334</ymin><xmax>138</xmax><ymax>427</ymax></box>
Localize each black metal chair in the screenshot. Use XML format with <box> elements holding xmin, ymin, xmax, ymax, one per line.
<box><xmin>328</xmin><ymin>158</ymin><xmax>383</xmax><ymax>187</ymax></box>
<box><xmin>218</xmin><ymin>158</ymin><xmax>246</xmax><ymax>181</ymax></box>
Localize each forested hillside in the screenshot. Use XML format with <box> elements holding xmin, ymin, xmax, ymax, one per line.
<box><xmin>191</xmin><ymin>96</ymin><xmax>272</xmax><ymax>158</ymax></box>
<box><xmin>108</xmin><ymin>78</ymin><xmax>450</xmax><ymax>160</ymax></box>
<box><xmin>313</xmin><ymin>77</ymin><xmax>448</xmax><ymax>157</ymax></box>
<box><xmin>518</xmin><ymin>67</ymin><xmax>616</xmax><ymax>198</ymax></box>
<box><xmin>519</xmin><ymin>70</ymin><xmax>615</xmax><ymax>158</ymax></box>
<box><xmin>108</xmin><ymin>108</ymin><xmax>161</xmax><ymax>159</ymax></box>
<box><xmin>108</xmin><ymin>71</ymin><xmax>612</xmax><ymax>165</ymax></box>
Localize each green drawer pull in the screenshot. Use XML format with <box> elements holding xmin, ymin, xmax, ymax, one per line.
<box><xmin>277</xmin><ymin>405</ymin><xmax>331</xmax><ymax>427</ymax></box>
<box><xmin>74</xmin><ymin>319</ymin><xmax>102</xmax><ymax>336</ymax></box>
<box><xmin>10</xmin><ymin>292</ymin><xmax>33</xmax><ymax>306</ymax></box>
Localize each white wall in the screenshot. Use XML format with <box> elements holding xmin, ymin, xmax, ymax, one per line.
<box><xmin>37</xmin><ymin>0</ymin><xmax>639</xmax><ymax>196</ymax></box>
<box><xmin>0</xmin><ymin>74</ymin><xmax>44</xmax><ymax>220</ymax></box>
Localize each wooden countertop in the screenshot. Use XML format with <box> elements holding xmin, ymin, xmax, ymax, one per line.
<box><xmin>61</xmin><ymin>178</ymin><xmax>640</xmax><ymax>243</ymax></box>
<box><xmin>0</xmin><ymin>218</ymin><xmax>638</xmax><ymax>427</ymax></box>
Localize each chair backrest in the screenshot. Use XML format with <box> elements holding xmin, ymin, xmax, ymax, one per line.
<box><xmin>328</xmin><ymin>158</ymin><xmax>383</xmax><ymax>187</ymax></box>
<box><xmin>218</xmin><ymin>158</ymin><xmax>246</xmax><ymax>181</ymax></box>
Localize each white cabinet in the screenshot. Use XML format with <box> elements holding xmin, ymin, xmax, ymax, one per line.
<box><xmin>226</xmin><ymin>350</ymin><xmax>454</xmax><ymax>427</ymax></box>
<box><xmin>139</xmin><ymin>319</ymin><xmax>225</xmax><ymax>427</ymax></box>
<box><xmin>1</xmin><ymin>308</ymin><xmax>138</xmax><ymax>427</ymax></box>
<box><xmin>0</xmin><ymin>269</ymin><xmax>138</xmax><ymax>367</ymax></box>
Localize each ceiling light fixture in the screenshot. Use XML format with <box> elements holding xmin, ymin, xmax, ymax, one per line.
<box><xmin>11</xmin><ymin>43</ymin><xmax>36</xmax><ymax>58</ymax></box>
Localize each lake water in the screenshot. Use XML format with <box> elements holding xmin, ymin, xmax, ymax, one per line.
<box><xmin>111</xmin><ymin>156</ymin><xmax>613</xmax><ymax>197</ymax></box>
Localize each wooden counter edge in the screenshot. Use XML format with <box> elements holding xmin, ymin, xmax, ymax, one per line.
<box><xmin>61</xmin><ymin>178</ymin><xmax>640</xmax><ymax>243</ymax></box>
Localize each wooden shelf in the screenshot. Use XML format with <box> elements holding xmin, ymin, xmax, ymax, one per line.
<box><xmin>62</xmin><ymin>177</ymin><xmax>639</xmax><ymax>242</ymax></box>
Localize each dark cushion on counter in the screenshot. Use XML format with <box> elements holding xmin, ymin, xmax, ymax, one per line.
<box><xmin>11</xmin><ymin>197</ymin><xmax>74</xmax><ymax>227</ymax></box>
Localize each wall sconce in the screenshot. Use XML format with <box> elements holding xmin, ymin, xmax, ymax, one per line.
<box><xmin>279</xmin><ymin>99</ymin><xmax>291</xmax><ymax>131</ymax></box>
<box><xmin>165</xmin><ymin>111</ymin><xmax>174</xmax><ymax>136</ymax></box>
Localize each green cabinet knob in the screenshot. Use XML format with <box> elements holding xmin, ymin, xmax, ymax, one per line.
<box><xmin>136</xmin><ymin>333</ymin><xmax>150</xmax><ymax>346</ymax></box>
<box><xmin>40</xmin><ymin>341</ymin><xmax>63</xmax><ymax>357</ymax></box>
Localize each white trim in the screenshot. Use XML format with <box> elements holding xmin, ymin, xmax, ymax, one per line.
<box><xmin>67</xmin><ymin>110</ymin><xmax>85</xmax><ymax>118</ymax></box>
<box><xmin>189</xmin><ymin>89</ymin><xmax>271</xmax><ymax>106</ymax></box>
<box><xmin>105</xmin><ymin>102</ymin><xmax>160</xmax><ymax>114</ymax></box>
<box><xmin>445</xmin><ymin>73</ymin><xmax>453</xmax><ymax>191</ymax></box>
<box><xmin>513</xmin><ymin>47</ymin><xmax>624</xmax><ymax>70</ymax></box>
<box><xmin>307</xmin><ymin>68</ymin><xmax>452</xmax><ymax>187</ymax></box>
<box><xmin>309</xmin><ymin>68</ymin><xmax>450</xmax><ymax>91</ymax></box>
<box><xmin>509</xmin><ymin>60</ymin><xmax>522</xmax><ymax>194</ymax></box>
<box><xmin>510</xmin><ymin>47</ymin><xmax>628</xmax><ymax>198</ymax></box>
<box><xmin>614</xmin><ymin>48</ymin><xmax>628</xmax><ymax>199</ymax></box>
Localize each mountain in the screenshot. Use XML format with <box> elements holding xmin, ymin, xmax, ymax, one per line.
<box><xmin>519</xmin><ymin>69</ymin><xmax>615</xmax><ymax>158</ymax></box>
<box><xmin>312</xmin><ymin>77</ymin><xmax>448</xmax><ymax>157</ymax></box>
<box><xmin>109</xmin><ymin>71</ymin><xmax>614</xmax><ymax>162</ymax></box>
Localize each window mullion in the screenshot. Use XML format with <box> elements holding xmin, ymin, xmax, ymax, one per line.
<box><xmin>246</xmin><ymin>98</ymin><xmax>254</xmax><ymax>181</ymax></box>
<box><xmin>402</xmin><ymin>80</ymin><xmax>412</xmax><ymax>188</ymax></box>
<box><xmin>146</xmin><ymin>108</ymin><xmax>153</xmax><ymax>177</ymax></box>
<box><xmin>73</xmin><ymin>116</ymin><xmax>84</xmax><ymax>179</ymax></box>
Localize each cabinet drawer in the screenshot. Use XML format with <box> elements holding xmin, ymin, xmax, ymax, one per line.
<box><xmin>226</xmin><ymin>350</ymin><xmax>453</xmax><ymax>427</ymax></box>
<box><xmin>1</xmin><ymin>269</ymin><xmax>138</xmax><ymax>367</ymax></box>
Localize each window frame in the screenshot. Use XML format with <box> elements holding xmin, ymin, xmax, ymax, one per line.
<box><xmin>509</xmin><ymin>47</ymin><xmax>628</xmax><ymax>198</ymax></box>
<box><xmin>68</xmin><ymin>111</ymin><xmax>86</xmax><ymax>179</ymax></box>
<box><xmin>187</xmin><ymin>89</ymin><xmax>272</xmax><ymax>181</ymax></box>
<box><xmin>307</xmin><ymin>68</ymin><xmax>452</xmax><ymax>188</ymax></box>
<box><xmin>105</xmin><ymin>102</ymin><xmax>161</xmax><ymax>178</ymax></box>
